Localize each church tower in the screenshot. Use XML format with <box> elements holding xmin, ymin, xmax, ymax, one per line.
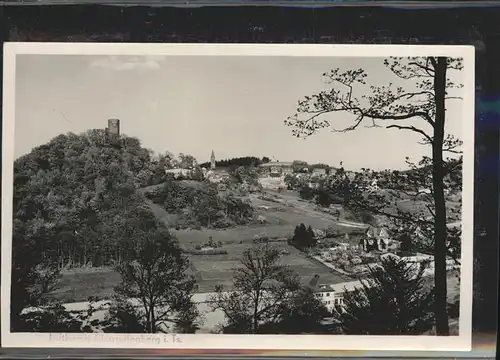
<box><xmin>210</xmin><ymin>150</ymin><xmax>216</xmax><ymax>170</ymax></box>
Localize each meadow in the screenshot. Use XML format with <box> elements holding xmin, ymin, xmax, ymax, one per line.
<box><xmin>51</xmin><ymin>184</ymin><xmax>460</xmax><ymax>304</ymax></box>
<box><xmin>53</xmin><ymin>188</ymin><xmax>360</xmax><ymax>303</ymax></box>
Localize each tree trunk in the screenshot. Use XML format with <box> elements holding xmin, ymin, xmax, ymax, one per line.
<box><xmin>432</xmin><ymin>57</ymin><xmax>450</xmax><ymax>336</ymax></box>
<box><xmin>151</xmin><ymin>307</ymin><xmax>157</xmax><ymax>333</ymax></box>
<box><xmin>253</xmin><ymin>289</ymin><xmax>260</xmax><ymax>334</ymax></box>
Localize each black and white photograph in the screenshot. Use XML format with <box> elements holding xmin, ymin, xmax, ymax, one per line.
<box><xmin>1</xmin><ymin>43</ymin><xmax>474</xmax><ymax>350</ymax></box>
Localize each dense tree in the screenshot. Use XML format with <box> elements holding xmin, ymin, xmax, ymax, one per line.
<box><xmin>112</xmin><ymin>211</ymin><xmax>199</xmax><ymax>333</ymax></box>
<box><xmin>232</xmin><ymin>166</ymin><xmax>260</xmax><ymax>187</ymax></box>
<box><xmin>399</xmin><ymin>233</ymin><xmax>415</xmax><ymax>253</ymax></box>
<box><xmin>148</xmin><ymin>179</ymin><xmax>254</xmax><ymax>229</ymax></box>
<box><xmin>332</xmin><ymin>257</ymin><xmax>435</xmax><ymax>335</ymax></box>
<box><xmin>137</xmin><ymin>151</ymin><xmax>179</xmax><ymax>187</ymax></box>
<box><xmin>11</xmin><ymin>130</ymin><xmax>162</xmax><ymax>329</ymax></box>
<box><xmin>13</xmin><ymin>130</ymin><xmax>157</xmax><ymax>267</ymax></box>
<box><xmin>292</xmin><ymin>160</ymin><xmax>309</xmax><ymax>173</ymax></box>
<box><xmin>10</xmin><ymin>217</ymin><xmax>61</xmax><ymax>330</ymax></box>
<box><xmin>208</xmin><ymin>242</ymin><xmax>301</xmax><ymax>334</ymax></box>
<box><xmin>177</xmin><ymin>153</ymin><xmax>197</xmax><ymax>169</ymax></box>
<box><xmin>102</xmin><ymin>299</ymin><xmax>147</xmax><ymax>333</ymax></box>
<box><xmin>286</xmin><ymin>57</ymin><xmax>463</xmax><ymax>335</ymax></box>
<box><xmin>299</xmin><ymin>186</ymin><xmax>315</xmax><ymax>200</ymax></box>
<box><xmin>261</xmin><ymin>286</ymin><xmax>330</xmax><ymax>334</ymax></box>
<box><xmin>290</xmin><ymin>223</ymin><xmax>317</xmax><ymax>250</ymax></box>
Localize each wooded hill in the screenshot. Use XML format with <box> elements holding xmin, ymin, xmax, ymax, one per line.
<box><xmin>13</xmin><ymin>129</ymin><xmax>166</xmax><ymax>269</ymax></box>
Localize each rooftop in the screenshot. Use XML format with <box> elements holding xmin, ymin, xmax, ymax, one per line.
<box><xmin>366</xmin><ymin>226</ymin><xmax>390</xmax><ymax>239</ymax></box>
<box><xmin>330</xmin><ymin>280</ymin><xmax>366</xmax><ymax>293</ymax></box>
<box><xmin>260</xmin><ymin>162</ymin><xmax>294</xmax><ymax>167</ymax></box>
<box><xmin>312</xmin><ymin>284</ymin><xmax>335</xmax><ymax>293</ymax></box>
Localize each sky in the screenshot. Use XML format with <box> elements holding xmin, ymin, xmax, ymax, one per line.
<box><xmin>14</xmin><ymin>54</ymin><xmax>465</xmax><ymax>171</ymax></box>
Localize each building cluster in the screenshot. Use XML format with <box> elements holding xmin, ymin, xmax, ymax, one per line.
<box><xmin>316</xmin><ymin>225</ymin><xmax>458</xmax><ymax>277</ymax></box>
<box><xmin>163</xmin><ymin>150</ymin><xmax>231</xmax><ymax>184</ymax></box>
<box><xmin>259</xmin><ymin>161</ymin><xmax>329</xmax><ymax>178</ymax></box>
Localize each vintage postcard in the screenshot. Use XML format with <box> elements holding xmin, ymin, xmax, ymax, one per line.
<box><xmin>2</xmin><ymin>43</ymin><xmax>474</xmax><ymax>351</ymax></box>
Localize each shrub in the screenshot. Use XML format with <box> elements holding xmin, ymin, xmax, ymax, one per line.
<box><xmin>313</xmin><ymin>229</ymin><xmax>326</xmax><ymax>240</ymax></box>
<box><xmin>360</xmin><ymin>211</ymin><xmax>375</xmax><ymax>224</ymax></box>
<box><xmin>325</xmin><ymin>227</ymin><xmax>343</xmax><ymax>238</ymax></box>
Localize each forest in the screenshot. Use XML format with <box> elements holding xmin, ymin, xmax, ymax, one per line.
<box><xmin>145</xmin><ymin>178</ymin><xmax>255</xmax><ymax>229</ymax></box>
<box><xmin>199</xmin><ymin>156</ymin><xmax>270</xmax><ymax>169</ymax></box>
<box><xmin>12</xmin><ymin>130</ymin><xmax>173</xmax><ymax>269</ymax></box>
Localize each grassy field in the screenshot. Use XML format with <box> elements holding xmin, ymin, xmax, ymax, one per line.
<box><xmin>395</xmin><ymin>198</ymin><xmax>461</xmax><ymax>221</ymax></box>
<box><xmin>54</xmin><ymin>240</ymin><xmax>353</xmax><ymax>302</ymax></box>
<box><xmin>191</xmin><ymin>240</ymin><xmax>352</xmax><ymax>292</ymax></box>
<box><xmin>387</xmin><ymin>189</ymin><xmax>462</xmax><ymax>223</ymax></box>
<box><xmin>51</xmin><ymin>268</ymin><xmax>121</xmax><ymax>303</ymax></box>
<box><xmin>53</xmin><ymin>188</ymin><xmax>360</xmax><ymax>303</ymax></box>
<box><xmin>176</xmin><ymin>188</ymin><xmax>361</xmax><ymax>292</ymax></box>
<box><xmin>52</xmin><ymin>183</ymin><xmax>462</xmax><ymax>304</ymax></box>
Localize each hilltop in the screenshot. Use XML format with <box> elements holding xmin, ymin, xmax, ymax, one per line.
<box><xmin>13</xmin><ymin>129</ymin><xmax>166</xmax><ymax>270</ymax></box>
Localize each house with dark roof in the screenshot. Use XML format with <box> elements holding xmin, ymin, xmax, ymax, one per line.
<box><xmin>311</xmin><ymin>283</ymin><xmax>339</xmax><ymax>310</ymax></box>
<box><xmin>307</xmin><ymin>275</ymin><xmax>355</xmax><ymax>311</ymax></box>
<box><xmin>359</xmin><ymin>226</ymin><xmax>392</xmax><ymax>252</ymax></box>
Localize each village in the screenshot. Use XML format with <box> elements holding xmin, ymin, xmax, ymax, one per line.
<box><xmin>8</xmin><ymin>50</ymin><xmax>469</xmax><ymax>340</ymax></box>
<box><xmin>49</xmin><ymin>119</ymin><xmax>458</xmax><ymax>332</ymax></box>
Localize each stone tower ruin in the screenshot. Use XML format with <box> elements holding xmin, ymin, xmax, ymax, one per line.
<box><xmin>107</xmin><ymin>118</ymin><xmax>120</xmax><ymax>136</ymax></box>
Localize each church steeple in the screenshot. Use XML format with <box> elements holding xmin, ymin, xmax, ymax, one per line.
<box><xmin>210</xmin><ymin>150</ymin><xmax>216</xmax><ymax>169</ymax></box>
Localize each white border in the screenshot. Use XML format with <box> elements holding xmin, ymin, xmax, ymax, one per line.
<box><xmin>2</xmin><ymin>43</ymin><xmax>475</xmax><ymax>351</ymax></box>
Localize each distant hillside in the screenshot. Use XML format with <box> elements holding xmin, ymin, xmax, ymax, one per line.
<box><xmin>199</xmin><ymin>156</ymin><xmax>270</xmax><ymax>169</ymax></box>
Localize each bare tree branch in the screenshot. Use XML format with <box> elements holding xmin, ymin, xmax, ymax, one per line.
<box><xmin>386</xmin><ymin>124</ymin><xmax>433</xmax><ymax>144</ymax></box>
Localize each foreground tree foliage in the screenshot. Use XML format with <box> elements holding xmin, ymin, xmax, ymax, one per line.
<box><xmin>332</xmin><ymin>257</ymin><xmax>435</xmax><ymax>335</ymax></box>
<box><xmin>108</xmin><ymin>209</ymin><xmax>200</xmax><ymax>333</ymax></box>
<box><xmin>11</xmin><ymin>130</ymin><xmax>163</xmax><ymax>330</ymax></box>
<box><xmin>14</xmin><ymin>302</ymin><xmax>98</xmax><ymax>333</ymax></box>
<box><xmin>209</xmin><ymin>242</ymin><xmax>327</xmax><ymax>334</ymax></box>
<box><xmin>260</xmin><ymin>286</ymin><xmax>331</xmax><ymax>334</ymax></box>
<box><xmin>10</xmin><ymin>218</ymin><xmax>62</xmax><ymax>330</ymax></box>
<box><xmin>286</xmin><ymin>57</ymin><xmax>463</xmax><ymax>335</ymax></box>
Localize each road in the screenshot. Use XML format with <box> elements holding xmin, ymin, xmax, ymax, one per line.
<box><xmin>58</xmin><ymin>291</ymin><xmax>226</xmax><ymax>333</ymax></box>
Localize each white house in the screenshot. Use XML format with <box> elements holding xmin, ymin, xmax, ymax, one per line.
<box><xmin>205</xmin><ymin>170</ymin><xmax>231</xmax><ymax>184</ymax></box>
<box><xmin>165</xmin><ymin>168</ymin><xmax>193</xmax><ymax>179</ymax></box>
<box><xmin>366</xmin><ymin>178</ymin><xmax>380</xmax><ymax>192</ymax></box>
<box><xmin>309</xmin><ymin>276</ymin><xmax>366</xmax><ymax>311</ymax></box>
<box><xmin>312</xmin><ymin>284</ymin><xmax>342</xmax><ymax>311</ymax></box>
<box><xmin>312</xmin><ymin>168</ymin><xmax>327</xmax><ymax>176</ymax></box>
